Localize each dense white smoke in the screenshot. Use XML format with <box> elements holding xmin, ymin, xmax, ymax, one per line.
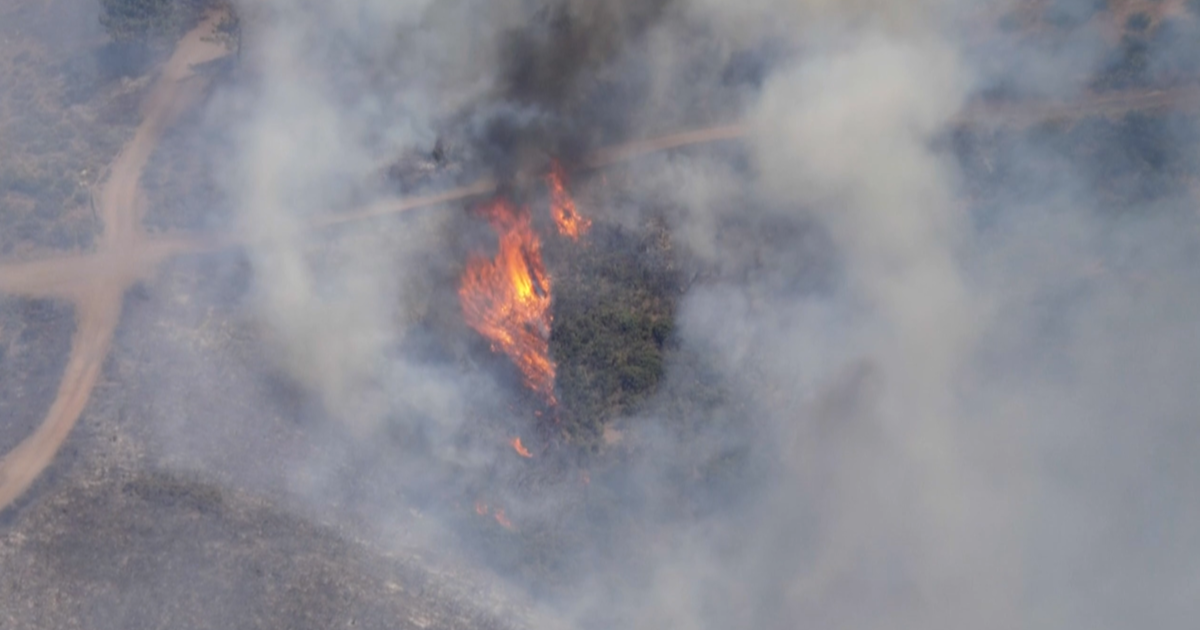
<box><xmin>204</xmin><ymin>0</ymin><xmax>1200</xmax><ymax>627</ymax></box>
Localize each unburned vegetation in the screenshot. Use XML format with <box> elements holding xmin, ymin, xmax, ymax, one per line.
<box><xmin>548</xmin><ymin>218</ymin><xmax>679</xmax><ymax>447</ymax></box>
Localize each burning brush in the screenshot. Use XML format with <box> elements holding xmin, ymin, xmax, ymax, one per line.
<box><xmin>548</xmin><ymin>161</ymin><xmax>591</xmax><ymax>241</ymax></box>
<box><xmin>457</xmin><ymin>161</ymin><xmax>591</xmax><ymax>408</ymax></box>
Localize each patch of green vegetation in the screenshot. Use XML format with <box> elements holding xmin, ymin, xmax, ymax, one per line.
<box><xmin>549</xmin><ymin>220</ymin><xmax>680</xmax><ymax>447</ymax></box>
<box><xmin>212</xmin><ymin>9</ymin><xmax>241</xmax><ymax>45</ymax></box>
<box><xmin>98</xmin><ymin>0</ymin><xmax>215</xmax><ymax>44</ymax></box>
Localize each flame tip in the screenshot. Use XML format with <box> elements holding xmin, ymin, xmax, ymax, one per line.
<box><xmin>510</xmin><ymin>437</ymin><xmax>534</xmax><ymax>458</ymax></box>
<box><xmin>548</xmin><ymin>162</ymin><xmax>591</xmax><ymax>241</ymax></box>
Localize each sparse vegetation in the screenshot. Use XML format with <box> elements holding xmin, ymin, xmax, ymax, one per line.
<box><xmin>98</xmin><ymin>0</ymin><xmax>214</xmax><ymax>44</ymax></box>
<box><xmin>957</xmin><ymin>109</ymin><xmax>1200</xmax><ymax>221</ymax></box>
<box><xmin>0</xmin><ymin>22</ymin><xmax>136</xmax><ymax>255</ymax></box>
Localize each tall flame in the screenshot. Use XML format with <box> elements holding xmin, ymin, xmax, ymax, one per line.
<box><xmin>548</xmin><ymin>161</ymin><xmax>591</xmax><ymax>240</ymax></box>
<box><xmin>459</xmin><ymin>199</ymin><xmax>558</xmax><ymax>405</ymax></box>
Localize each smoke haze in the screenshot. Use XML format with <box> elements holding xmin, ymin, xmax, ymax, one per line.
<box><xmin>19</xmin><ymin>0</ymin><xmax>1196</xmax><ymax>627</ymax></box>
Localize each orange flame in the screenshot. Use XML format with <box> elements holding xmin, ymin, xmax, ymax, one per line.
<box><xmin>493</xmin><ymin>508</ymin><xmax>515</xmax><ymax>530</ymax></box>
<box><xmin>475</xmin><ymin>500</ymin><xmax>515</xmax><ymax>530</ymax></box>
<box><xmin>548</xmin><ymin>161</ymin><xmax>590</xmax><ymax>241</ymax></box>
<box><xmin>459</xmin><ymin>199</ymin><xmax>558</xmax><ymax>405</ymax></box>
<box><xmin>510</xmin><ymin>437</ymin><xmax>533</xmax><ymax>458</ymax></box>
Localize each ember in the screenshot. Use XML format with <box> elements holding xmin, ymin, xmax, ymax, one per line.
<box><xmin>474</xmin><ymin>501</ymin><xmax>516</xmax><ymax>531</ymax></box>
<box><xmin>493</xmin><ymin>508</ymin><xmax>515</xmax><ymax>531</ymax></box>
<box><xmin>548</xmin><ymin>161</ymin><xmax>591</xmax><ymax>241</ymax></box>
<box><xmin>510</xmin><ymin>437</ymin><xmax>533</xmax><ymax>458</ymax></box>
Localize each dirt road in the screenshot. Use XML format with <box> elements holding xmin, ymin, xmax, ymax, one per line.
<box><xmin>0</xmin><ymin>13</ymin><xmax>230</xmax><ymax>512</ymax></box>
<box><xmin>312</xmin><ymin>86</ymin><xmax>1200</xmax><ymax>226</ymax></box>
<box><xmin>957</xmin><ymin>87</ymin><xmax>1200</xmax><ymax>128</ymax></box>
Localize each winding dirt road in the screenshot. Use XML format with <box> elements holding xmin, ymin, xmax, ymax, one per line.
<box><xmin>3</xmin><ymin>17</ymin><xmax>1200</xmax><ymax>514</ymax></box>
<box><xmin>0</xmin><ymin>14</ymin><xmax>230</xmax><ymax>512</ymax></box>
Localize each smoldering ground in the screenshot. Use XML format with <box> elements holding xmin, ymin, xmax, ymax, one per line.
<box><xmin>19</xmin><ymin>0</ymin><xmax>1200</xmax><ymax>628</ymax></box>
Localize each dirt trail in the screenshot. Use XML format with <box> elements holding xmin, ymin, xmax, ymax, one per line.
<box><xmin>98</xmin><ymin>18</ymin><xmax>230</xmax><ymax>250</ymax></box>
<box><xmin>312</xmin><ymin>86</ymin><xmax>1200</xmax><ymax>226</ymax></box>
<box><xmin>957</xmin><ymin>87</ymin><xmax>1200</xmax><ymax>128</ymax></box>
<box><xmin>0</xmin><ymin>14</ymin><xmax>230</xmax><ymax>513</ymax></box>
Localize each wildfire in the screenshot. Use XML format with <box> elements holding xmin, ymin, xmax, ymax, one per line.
<box><xmin>510</xmin><ymin>437</ymin><xmax>533</xmax><ymax>458</ymax></box>
<box><xmin>458</xmin><ymin>163</ymin><xmax>591</xmax><ymax>408</ymax></box>
<box><xmin>459</xmin><ymin>199</ymin><xmax>558</xmax><ymax>405</ymax></box>
<box><xmin>548</xmin><ymin>161</ymin><xmax>590</xmax><ymax>240</ymax></box>
<box><xmin>474</xmin><ymin>501</ymin><xmax>517</xmax><ymax>531</ymax></box>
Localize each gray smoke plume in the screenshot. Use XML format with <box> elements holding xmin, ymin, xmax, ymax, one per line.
<box><xmin>152</xmin><ymin>0</ymin><xmax>1200</xmax><ymax>627</ymax></box>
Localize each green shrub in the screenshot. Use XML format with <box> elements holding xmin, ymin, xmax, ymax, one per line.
<box><xmin>548</xmin><ymin>222</ymin><xmax>680</xmax><ymax>445</ymax></box>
